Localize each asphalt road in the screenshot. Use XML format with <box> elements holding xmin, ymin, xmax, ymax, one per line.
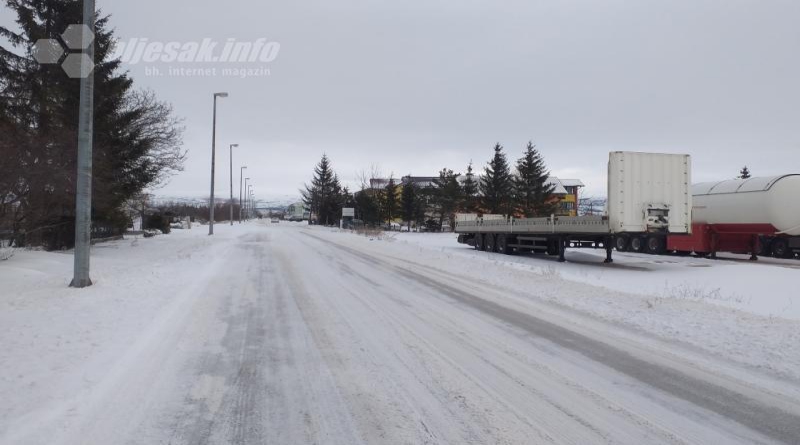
<box><xmin>78</xmin><ymin>225</ymin><xmax>800</xmax><ymax>445</ymax></box>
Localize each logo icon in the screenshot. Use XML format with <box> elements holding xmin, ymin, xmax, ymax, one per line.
<box><xmin>31</xmin><ymin>24</ymin><xmax>95</xmax><ymax>78</ymax></box>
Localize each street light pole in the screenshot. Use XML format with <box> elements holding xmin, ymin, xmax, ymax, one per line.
<box><xmin>239</xmin><ymin>166</ymin><xmax>247</xmax><ymax>223</ymax></box>
<box><xmin>209</xmin><ymin>92</ymin><xmax>228</xmax><ymax>235</ymax></box>
<box><xmin>249</xmin><ymin>186</ymin><xmax>254</xmax><ymax>219</ymax></box>
<box><xmin>244</xmin><ymin>178</ymin><xmax>250</xmax><ymax>220</ymax></box>
<box><xmin>71</xmin><ymin>0</ymin><xmax>96</xmax><ymax>288</ymax></box>
<box><xmin>229</xmin><ymin>143</ymin><xmax>238</xmax><ymax>226</ymax></box>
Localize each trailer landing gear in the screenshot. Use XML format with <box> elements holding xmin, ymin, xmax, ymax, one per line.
<box><xmin>604</xmin><ymin>237</ymin><xmax>614</xmax><ymax>263</ymax></box>
<box><xmin>749</xmin><ymin>235</ymin><xmax>759</xmax><ymax>261</ymax></box>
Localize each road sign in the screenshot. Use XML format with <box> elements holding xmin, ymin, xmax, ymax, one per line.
<box><xmin>342</xmin><ymin>207</ymin><xmax>355</xmax><ymax>217</ymax></box>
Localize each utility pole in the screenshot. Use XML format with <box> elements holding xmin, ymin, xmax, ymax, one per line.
<box><xmin>249</xmin><ymin>186</ymin><xmax>254</xmax><ymax>219</ymax></box>
<box><xmin>239</xmin><ymin>166</ymin><xmax>247</xmax><ymax>223</ymax></box>
<box><xmin>244</xmin><ymin>178</ymin><xmax>250</xmax><ymax>220</ymax></box>
<box><xmin>70</xmin><ymin>0</ymin><xmax>95</xmax><ymax>288</ymax></box>
<box><xmin>209</xmin><ymin>92</ymin><xmax>228</xmax><ymax>235</ymax></box>
<box><xmin>229</xmin><ymin>143</ymin><xmax>238</xmax><ymax>226</ymax></box>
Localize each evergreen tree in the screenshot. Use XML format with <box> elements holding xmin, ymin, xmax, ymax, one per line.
<box><xmin>432</xmin><ymin>168</ymin><xmax>461</xmax><ymax>231</ymax></box>
<box><xmin>400</xmin><ymin>182</ymin><xmax>417</xmax><ymax>231</ymax></box>
<box><xmin>514</xmin><ymin>142</ymin><xmax>556</xmax><ymax>217</ymax></box>
<box><xmin>302</xmin><ymin>154</ymin><xmax>339</xmax><ymax>225</ymax></box>
<box><xmin>739</xmin><ymin>166</ymin><xmax>751</xmax><ymax>179</ymax></box>
<box><xmin>355</xmin><ymin>189</ymin><xmax>381</xmax><ymax>226</ymax></box>
<box><xmin>383</xmin><ymin>177</ymin><xmax>398</xmax><ymax>223</ymax></box>
<box><xmin>461</xmin><ymin>161</ymin><xmax>479</xmax><ymax>213</ymax></box>
<box><xmin>0</xmin><ymin>0</ymin><xmax>184</xmax><ymax>248</ymax></box>
<box><xmin>479</xmin><ymin>143</ymin><xmax>513</xmax><ymax>215</ymax></box>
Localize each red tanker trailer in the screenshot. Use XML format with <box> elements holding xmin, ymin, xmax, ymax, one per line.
<box><xmin>663</xmin><ymin>175</ymin><xmax>800</xmax><ymax>259</ymax></box>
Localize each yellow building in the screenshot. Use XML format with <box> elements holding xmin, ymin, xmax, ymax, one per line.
<box><xmin>548</xmin><ymin>178</ymin><xmax>584</xmax><ymax>217</ymax></box>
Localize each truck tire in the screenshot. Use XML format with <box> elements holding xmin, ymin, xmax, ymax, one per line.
<box><xmin>497</xmin><ymin>234</ymin><xmax>513</xmax><ymax>255</ymax></box>
<box><xmin>546</xmin><ymin>238</ymin><xmax>559</xmax><ymax>256</ymax></box>
<box><xmin>757</xmin><ymin>236</ymin><xmax>772</xmax><ymax>256</ymax></box>
<box><xmin>615</xmin><ymin>236</ymin><xmax>629</xmax><ymax>252</ymax></box>
<box><xmin>771</xmin><ymin>238</ymin><xmax>791</xmax><ymax>258</ymax></box>
<box><xmin>475</xmin><ymin>233</ymin><xmax>484</xmax><ymax>251</ymax></box>
<box><xmin>630</xmin><ymin>237</ymin><xmax>644</xmax><ymax>253</ymax></box>
<box><xmin>486</xmin><ymin>234</ymin><xmax>497</xmax><ymax>253</ymax></box>
<box><xmin>646</xmin><ymin>235</ymin><xmax>666</xmax><ymax>255</ymax></box>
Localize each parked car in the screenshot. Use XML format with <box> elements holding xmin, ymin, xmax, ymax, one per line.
<box><xmin>270</xmin><ymin>217</ymin><xmax>280</xmax><ymax>224</ymax></box>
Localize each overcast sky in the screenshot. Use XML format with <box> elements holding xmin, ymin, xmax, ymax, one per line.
<box><xmin>3</xmin><ymin>0</ymin><xmax>799</xmax><ymax>201</ymax></box>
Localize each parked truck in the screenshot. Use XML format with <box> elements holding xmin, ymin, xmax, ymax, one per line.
<box><xmin>456</xmin><ymin>152</ymin><xmax>692</xmax><ymax>263</ymax></box>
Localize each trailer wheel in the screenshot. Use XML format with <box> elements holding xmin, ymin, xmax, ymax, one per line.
<box><xmin>546</xmin><ymin>239</ymin><xmax>559</xmax><ymax>256</ymax></box>
<box><xmin>645</xmin><ymin>235</ymin><xmax>666</xmax><ymax>255</ymax></box>
<box><xmin>771</xmin><ymin>238</ymin><xmax>791</xmax><ymax>258</ymax></box>
<box><xmin>485</xmin><ymin>234</ymin><xmax>497</xmax><ymax>252</ymax></box>
<box><xmin>475</xmin><ymin>234</ymin><xmax>485</xmax><ymax>251</ymax></box>
<box><xmin>757</xmin><ymin>236</ymin><xmax>771</xmax><ymax>256</ymax></box>
<box><xmin>630</xmin><ymin>237</ymin><xmax>644</xmax><ymax>253</ymax></box>
<box><xmin>497</xmin><ymin>234</ymin><xmax>514</xmax><ymax>255</ymax></box>
<box><xmin>615</xmin><ymin>236</ymin><xmax>629</xmax><ymax>252</ymax></box>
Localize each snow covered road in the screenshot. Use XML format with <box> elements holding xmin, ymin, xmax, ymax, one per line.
<box><xmin>3</xmin><ymin>223</ymin><xmax>800</xmax><ymax>444</ymax></box>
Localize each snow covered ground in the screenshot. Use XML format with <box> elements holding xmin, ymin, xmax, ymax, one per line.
<box><xmin>380</xmin><ymin>231</ymin><xmax>800</xmax><ymax>321</ymax></box>
<box><xmin>1</xmin><ymin>222</ymin><xmax>799</xmax><ymax>444</ymax></box>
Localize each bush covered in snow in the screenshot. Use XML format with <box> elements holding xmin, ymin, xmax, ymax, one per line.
<box><xmin>0</xmin><ymin>247</ymin><xmax>15</xmax><ymax>261</ymax></box>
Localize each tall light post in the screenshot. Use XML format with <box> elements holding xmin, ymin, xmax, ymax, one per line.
<box><xmin>209</xmin><ymin>92</ymin><xmax>228</xmax><ymax>235</ymax></box>
<box><xmin>71</xmin><ymin>0</ymin><xmax>96</xmax><ymax>288</ymax></box>
<box><xmin>239</xmin><ymin>166</ymin><xmax>247</xmax><ymax>223</ymax></box>
<box><xmin>229</xmin><ymin>143</ymin><xmax>238</xmax><ymax>226</ymax></box>
<box><xmin>249</xmin><ymin>186</ymin><xmax>255</xmax><ymax>219</ymax></box>
<box><xmin>244</xmin><ymin>178</ymin><xmax>250</xmax><ymax>220</ymax></box>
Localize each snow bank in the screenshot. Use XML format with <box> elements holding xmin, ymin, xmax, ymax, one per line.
<box><xmin>377</xmin><ymin>231</ymin><xmax>800</xmax><ymax>321</ymax></box>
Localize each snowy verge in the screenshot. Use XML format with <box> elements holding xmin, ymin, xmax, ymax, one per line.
<box><xmin>313</xmin><ymin>227</ymin><xmax>800</xmax><ymax>383</ymax></box>
<box><xmin>0</xmin><ymin>225</ymin><xmax>237</xmax><ymax>443</ymax></box>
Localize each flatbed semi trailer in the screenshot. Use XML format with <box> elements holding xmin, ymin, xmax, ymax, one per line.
<box><xmin>455</xmin><ymin>152</ymin><xmax>692</xmax><ymax>263</ymax></box>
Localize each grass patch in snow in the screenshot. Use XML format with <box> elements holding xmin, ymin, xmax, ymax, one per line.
<box><xmin>0</xmin><ymin>247</ymin><xmax>16</xmax><ymax>261</ymax></box>
<box><xmin>646</xmin><ymin>282</ymin><xmax>750</xmax><ymax>308</ymax></box>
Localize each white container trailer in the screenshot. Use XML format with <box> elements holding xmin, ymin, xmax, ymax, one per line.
<box><xmin>607</xmin><ymin>151</ymin><xmax>692</xmax><ymax>235</ymax></box>
<box><xmin>455</xmin><ymin>151</ymin><xmax>692</xmax><ymax>263</ymax></box>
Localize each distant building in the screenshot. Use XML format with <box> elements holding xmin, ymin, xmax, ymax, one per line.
<box><xmin>401</xmin><ymin>176</ymin><xmax>439</xmax><ymax>188</ymax></box>
<box><xmin>547</xmin><ymin>178</ymin><xmax>584</xmax><ymax>216</ymax></box>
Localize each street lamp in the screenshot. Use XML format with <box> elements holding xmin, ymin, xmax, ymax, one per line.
<box><xmin>248</xmin><ymin>185</ymin><xmax>254</xmax><ymax>220</ymax></box>
<box><xmin>244</xmin><ymin>178</ymin><xmax>250</xmax><ymax>220</ymax></box>
<box><xmin>229</xmin><ymin>143</ymin><xmax>238</xmax><ymax>226</ymax></box>
<box><xmin>249</xmin><ymin>187</ymin><xmax>255</xmax><ymax>219</ymax></box>
<box><xmin>239</xmin><ymin>166</ymin><xmax>247</xmax><ymax>223</ymax></box>
<box><xmin>71</xmin><ymin>0</ymin><xmax>96</xmax><ymax>288</ymax></box>
<box><xmin>209</xmin><ymin>91</ymin><xmax>228</xmax><ymax>235</ymax></box>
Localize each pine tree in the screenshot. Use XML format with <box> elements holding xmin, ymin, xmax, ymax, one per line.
<box><xmin>401</xmin><ymin>182</ymin><xmax>417</xmax><ymax>231</ymax></box>
<box><xmin>514</xmin><ymin>142</ymin><xmax>556</xmax><ymax>217</ymax></box>
<box><xmin>432</xmin><ymin>168</ymin><xmax>461</xmax><ymax>231</ymax></box>
<box><xmin>479</xmin><ymin>143</ymin><xmax>514</xmax><ymax>215</ymax></box>
<box><xmin>355</xmin><ymin>190</ymin><xmax>380</xmax><ymax>226</ymax></box>
<box><xmin>739</xmin><ymin>166</ymin><xmax>751</xmax><ymax>179</ymax></box>
<box><xmin>461</xmin><ymin>161</ymin><xmax>479</xmax><ymax>213</ymax></box>
<box><xmin>302</xmin><ymin>154</ymin><xmax>339</xmax><ymax>225</ymax></box>
<box><xmin>383</xmin><ymin>177</ymin><xmax>398</xmax><ymax>223</ymax></box>
<box><xmin>0</xmin><ymin>0</ymin><xmax>184</xmax><ymax>247</ymax></box>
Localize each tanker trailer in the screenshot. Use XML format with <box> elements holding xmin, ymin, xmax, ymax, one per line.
<box><xmin>666</xmin><ymin>174</ymin><xmax>800</xmax><ymax>258</ymax></box>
